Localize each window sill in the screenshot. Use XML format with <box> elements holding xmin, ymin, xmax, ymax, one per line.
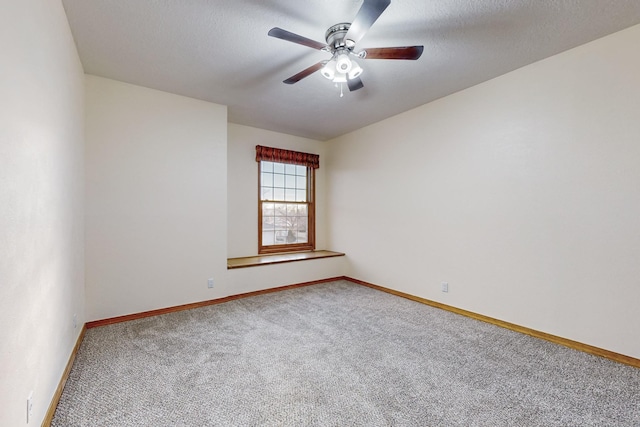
<box><xmin>227</xmin><ymin>250</ymin><xmax>345</xmax><ymax>269</ymax></box>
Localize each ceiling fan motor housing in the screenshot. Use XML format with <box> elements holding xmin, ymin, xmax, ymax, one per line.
<box><xmin>325</xmin><ymin>23</ymin><xmax>351</xmax><ymax>50</ymax></box>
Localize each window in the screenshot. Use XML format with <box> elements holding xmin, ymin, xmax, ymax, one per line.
<box><xmin>256</xmin><ymin>145</ymin><xmax>318</xmax><ymax>254</ymax></box>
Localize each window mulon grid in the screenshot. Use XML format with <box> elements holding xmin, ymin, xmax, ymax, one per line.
<box><xmin>260</xmin><ymin>161</ymin><xmax>310</xmax><ymax>248</ymax></box>
<box><xmin>260</xmin><ymin>161</ymin><xmax>307</xmax><ymax>202</ymax></box>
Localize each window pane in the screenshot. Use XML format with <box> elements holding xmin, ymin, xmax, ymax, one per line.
<box><xmin>273</xmin><ymin>162</ymin><xmax>285</xmax><ymax>174</ymax></box>
<box><xmin>262</xmin><ymin>203</ymin><xmax>274</xmax><ymax>217</ymax></box>
<box><xmin>262</xmin><ymin>231</ymin><xmax>274</xmax><ymax>246</ymax></box>
<box><xmin>285</xmin><ymin>164</ymin><xmax>297</xmax><ymax>175</ymax></box>
<box><xmin>285</xmin><ymin>174</ymin><xmax>296</xmax><ymax>189</ymax></box>
<box><xmin>274</xmin><ymin>203</ymin><xmax>287</xmax><ymax>216</ymax></box>
<box><xmin>261</xmin><ymin>173</ymin><xmax>273</xmax><ymax>187</ymax></box>
<box><xmin>274</xmin><ymin>216</ymin><xmax>288</xmax><ymax>230</ymax></box>
<box><xmin>296</xmin><ymin>165</ymin><xmax>306</xmax><ymax>176</ymax></box>
<box><xmin>287</xmin><ymin>216</ymin><xmax>298</xmax><ymax>230</ymax></box>
<box><xmin>261</xmin><ymin>187</ymin><xmax>273</xmax><ymax>200</ymax></box>
<box><xmin>297</xmin><ymin>216</ymin><xmax>308</xmax><ymax>241</ymax></box>
<box><xmin>274</xmin><ymin>188</ymin><xmax>284</xmax><ymax>200</ymax></box>
<box><xmin>263</xmin><ymin>216</ymin><xmax>274</xmax><ymax>228</ymax></box>
<box><xmin>273</xmin><ymin>173</ymin><xmax>285</xmax><ymax>188</ymax></box>
<box><xmin>297</xmin><ymin>205</ymin><xmax>307</xmax><ymax>216</ymax></box>
<box><xmin>286</xmin><ymin>205</ymin><xmax>297</xmax><ymax>216</ymax></box>
<box><xmin>296</xmin><ymin>230</ymin><xmax>308</xmax><ymax>243</ymax></box>
<box><xmin>299</xmin><ymin>215</ymin><xmax>308</xmax><ymax>229</ymax></box>
<box><xmin>288</xmin><ymin>230</ymin><xmax>300</xmax><ymax>243</ymax></box>
<box><xmin>296</xmin><ymin>175</ymin><xmax>307</xmax><ymax>190</ymax></box>
<box><xmin>296</xmin><ymin>190</ymin><xmax>306</xmax><ymax>202</ymax></box>
<box><xmin>285</xmin><ymin>189</ymin><xmax>296</xmax><ymax>201</ymax></box>
<box><xmin>261</xmin><ymin>161</ymin><xmax>273</xmax><ymax>173</ymax></box>
<box><xmin>274</xmin><ymin>230</ymin><xmax>288</xmax><ymax>243</ymax></box>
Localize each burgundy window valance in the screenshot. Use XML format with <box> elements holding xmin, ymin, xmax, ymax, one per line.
<box><xmin>256</xmin><ymin>145</ymin><xmax>319</xmax><ymax>169</ymax></box>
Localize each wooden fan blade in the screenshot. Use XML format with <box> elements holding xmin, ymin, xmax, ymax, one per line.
<box><xmin>268</xmin><ymin>27</ymin><xmax>327</xmax><ymax>50</ymax></box>
<box><xmin>283</xmin><ymin>62</ymin><xmax>325</xmax><ymax>84</ymax></box>
<box><xmin>347</xmin><ymin>77</ymin><xmax>364</xmax><ymax>91</ymax></box>
<box><xmin>344</xmin><ymin>0</ymin><xmax>391</xmax><ymax>46</ymax></box>
<box><xmin>364</xmin><ymin>46</ymin><xmax>424</xmax><ymax>60</ymax></box>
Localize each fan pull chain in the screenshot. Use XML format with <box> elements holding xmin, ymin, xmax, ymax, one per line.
<box><xmin>340</xmin><ymin>83</ymin><xmax>344</xmax><ymax>98</ymax></box>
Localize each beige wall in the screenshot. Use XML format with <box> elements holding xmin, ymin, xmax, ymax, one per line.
<box><xmin>85</xmin><ymin>76</ymin><xmax>228</xmax><ymax>321</ymax></box>
<box><xmin>0</xmin><ymin>0</ymin><xmax>85</xmax><ymax>425</ymax></box>
<box><xmin>227</xmin><ymin>123</ymin><xmax>346</xmax><ymax>292</ymax></box>
<box><xmin>326</xmin><ymin>24</ymin><xmax>640</xmax><ymax>359</ymax></box>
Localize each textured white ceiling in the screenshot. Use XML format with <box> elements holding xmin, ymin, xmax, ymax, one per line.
<box><xmin>62</xmin><ymin>0</ymin><xmax>640</xmax><ymax>141</ymax></box>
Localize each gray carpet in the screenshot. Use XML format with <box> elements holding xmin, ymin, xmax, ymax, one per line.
<box><xmin>52</xmin><ymin>280</ymin><xmax>640</xmax><ymax>426</ymax></box>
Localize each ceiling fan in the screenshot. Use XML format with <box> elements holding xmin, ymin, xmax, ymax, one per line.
<box><xmin>268</xmin><ymin>0</ymin><xmax>423</xmax><ymax>95</ymax></box>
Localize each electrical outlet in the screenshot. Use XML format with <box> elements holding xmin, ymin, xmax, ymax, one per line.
<box><xmin>207</xmin><ymin>278</ymin><xmax>214</xmax><ymax>289</ymax></box>
<box><xmin>27</xmin><ymin>391</ymin><xmax>33</xmax><ymax>424</ymax></box>
<box><xmin>441</xmin><ymin>282</ymin><xmax>449</xmax><ymax>293</ymax></box>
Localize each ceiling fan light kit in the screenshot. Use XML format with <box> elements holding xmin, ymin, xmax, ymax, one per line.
<box><xmin>268</xmin><ymin>0</ymin><xmax>423</xmax><ymax>96</ymax></box>
<box><xmin>336</xmin><ymin>52</ymin><xmax>352</xmax><ymax>73</ymax></box>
